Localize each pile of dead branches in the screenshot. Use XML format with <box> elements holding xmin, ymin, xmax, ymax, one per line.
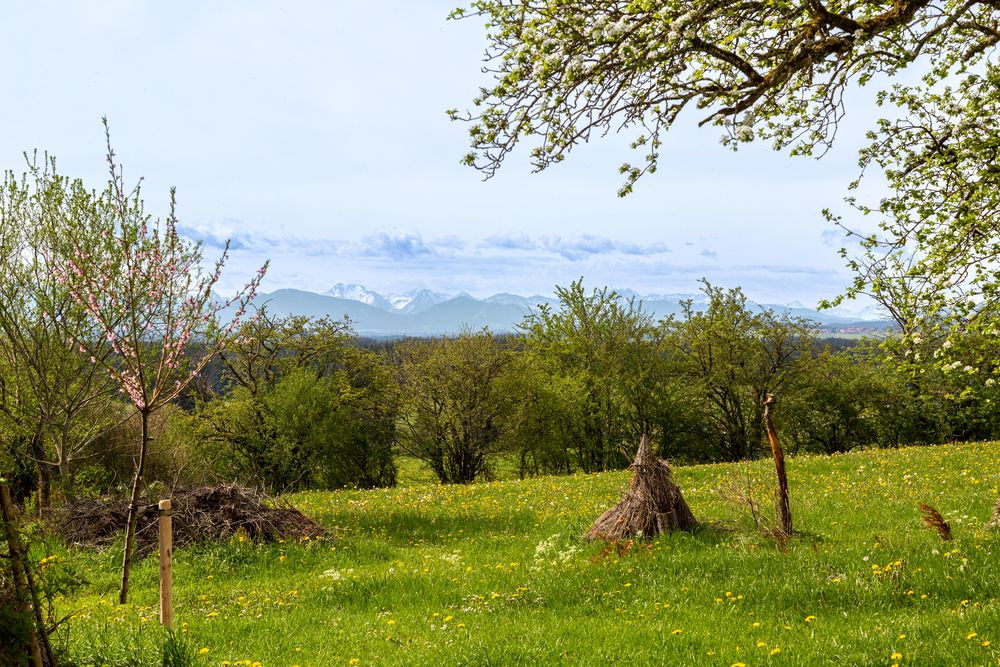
<box><xmin>587</xmin><ymin>434</ymin><xmax>697</xmax><ymax>541</ymax></box>
<box><xmin>54</xmin><ymin>483</ymin><xmax>324</xmax><ymax>555</ymax></box>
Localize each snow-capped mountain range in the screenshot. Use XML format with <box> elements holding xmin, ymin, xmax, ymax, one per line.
<box><xmin>238</xmin><ymin>283</ymin><xmax>890</xmax><ymax>338</ymax></box>
<box><xmin>324</xmin><ymin>283</ymin><xmax>474</xmax><ymax>315</ymax></box>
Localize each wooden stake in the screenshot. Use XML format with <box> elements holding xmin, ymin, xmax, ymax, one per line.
<box><xmin>159</xmin><ymin>499</ymin><xmax>173</xmax><ymax>627</ymax></box>
<box><xmin>763</xmin><ymin>394</ymin><xmax>793</xmax><ymax>537</ymax></box>
<box><xmin>1</xmin><ymin>484</ymin><xmax>43</xmax><ymax>667</ymax></box>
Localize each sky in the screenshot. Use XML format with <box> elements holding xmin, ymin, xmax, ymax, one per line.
<box><xmin>0</xmin><ymin>2</ymin><xmax>887</xmax><ymax>310</ymax></box>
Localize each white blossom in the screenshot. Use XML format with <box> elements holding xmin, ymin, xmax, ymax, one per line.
<box><xmin>608</xmin><ymin>17</ymin><xmax>630</xmax><ymax>38</ymax></box>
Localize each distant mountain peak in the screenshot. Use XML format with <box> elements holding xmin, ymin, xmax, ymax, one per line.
<box><xmin>391</xmin><ymin>287</ymin><xmax>452</xmax><ymax>314</ymax></box>
<box><xmin>324</xmin><ymin>283</ymin><xmax>393</xmax><ymax>310</ymax></box>
<box><xmin>323</xmin><ymin>283</ymin><xmax>454</xmax><ymax>314</ymax></box>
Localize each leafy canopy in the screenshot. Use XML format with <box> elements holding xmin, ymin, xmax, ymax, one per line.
<box><xmin>451</xmin><ymin>0</ymin><xmax>996</xmax><ymax>194</ymax></box>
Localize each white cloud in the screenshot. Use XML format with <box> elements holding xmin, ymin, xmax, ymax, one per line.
<box><xmin>356</xmin><ymin>229</ymin><xmax>435</xmax><ymax>260</ymax></box>
<box><xmin>481</xmin><ymin>233</ymin><xmax>671</xmax><ymax>260</ymax></box>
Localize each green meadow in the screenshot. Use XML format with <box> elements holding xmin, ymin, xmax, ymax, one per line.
<box><xmin>53</xmin><ymin>442</ymin><xmax>1000</xmax><ymax>666</ymax></box>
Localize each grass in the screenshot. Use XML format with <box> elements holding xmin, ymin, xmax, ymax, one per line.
<box><xmin>47</xmin><ymin>441</ymin><xmax>1000</xmax><ymax>666</ymax></box>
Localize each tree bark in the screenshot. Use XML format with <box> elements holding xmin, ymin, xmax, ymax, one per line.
<box><xmin>27</xmin><ymin>429</ymin><xmax>50</xmax><ymax>513</ymax></box>
<box><xmin>1</xmin><ymin>484</ymin><xmax>46</xmax><ymax>667</ymax></box>
<box><xmin>58</xmin><ymin>456</ymin><xmax>76</xmax><ymax>504</ymax></box>
<box><xmin>119</xmin><ymin>409</ymin><xmax>150</xmax><ymax>604</ymax></box>
<box><xmin>763</xmin><ymin>393</ymin><xmax>793</xmax><ymax>536</ymax></box>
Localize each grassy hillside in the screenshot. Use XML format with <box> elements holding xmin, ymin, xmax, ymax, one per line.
<box><xmin>55</xmin><ymin>442</ymin><xmax>1000</xmax><ymax>666</ymax></box>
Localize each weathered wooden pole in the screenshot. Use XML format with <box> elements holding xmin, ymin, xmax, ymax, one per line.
<box><xmin>763</xmin><ymin>393</ymin><xmax>793</xmax><ymax>536</ymax></box>
<box><xmin>1</xmin><ymin>484</ymin><xmax>43</xmax><ymax>667</ymax></box>
<box><xmin>158</xmin><ymin>499</ymin><xmax>173</xmax><ymax>627</ymax></box>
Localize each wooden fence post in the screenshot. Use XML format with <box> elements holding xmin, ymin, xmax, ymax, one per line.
<box><xmin>159</xmin><ymin>499</ymin><xmax>173</xmax><ymax>627</ymax></box>
<box><xmin>763</xmin><ymin>394</ymin><xmax>793</xmax><ymax>537</ymax></box>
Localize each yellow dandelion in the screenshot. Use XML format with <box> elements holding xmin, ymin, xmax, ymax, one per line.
<box><xmin>982</xmin><ymin>640</ymin><xmax>990</xmax><ymax>647</ymax></box>
<box><xmin>968</xmin><ymin>632</ymin><xmax>978</xmax><ymax>640</ymax></box>
<box><xmin>671</xmin><ymin>629</ymin><xmax>683</xmax><ymax>635</ymax></box>
<box><xmin>387</xmin><ymin>619</ymin><xmax>396</xmax><ymax>625</ymax></box>
<box><xmin>770</xmin><ymin>647</ymin><xmax>781</xmax><ymax>655</ymax></box>
<box><xmin>197</xmin><ymin>647</ymin><xmax>209</xmax><ymax>655</ymax></box>
<box><xmin>444</xmin><ymin>615</ymin><xmax>454</xmax><ymax>622</ymax></box>
<box><xmin>756</xmin><ymin>641</ymin><xmax>766</xmax><ymax>648</ymax></box>
<box><xmin>805</xmin><ymin>615</ymin><xmax>816</xmax><ymax>623</ymax></box>
<box><xmin>891</xmin><ymin>652</ymin><xmax>902</xmax><ymax>660</ymax></box>
<box><xmin>349</xmin><ymin>660</ymin><xmax>360</xmax><ymax>666</ymax></box>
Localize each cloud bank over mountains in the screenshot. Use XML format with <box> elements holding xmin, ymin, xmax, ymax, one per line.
<box><xmin>180</xmin><ymin>223</ymin><xmax>678</xmax><ymax>262</ymax></box>
<box><xmin>179</xmin><ymin>221</ymin><xmax>856</xmax><ymax>310</ymax></box>
<box><xmin>481</xmin><ymin>233</ymin><xmax>671</xmax><ymax>259</ymax></box>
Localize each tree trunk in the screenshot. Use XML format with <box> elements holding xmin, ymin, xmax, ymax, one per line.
<box><xmin>58</xmin><ymin>456</ymin><xmax>76</xmax><ymax>504</ymax></box>
<box><xmin>763</xmin><ymin>394</ymin><xmax>793</xmax><ymax>536</ymax></box>
<box><xmin>27</xmin><ymin>430</ymin><xmax>50</xmax><ymax>514</ymax></box>
<box><xmin>989</xmin><ymin>497</ymin><xmax>1000</xmax><ymax>530</ymax></box>
<box><xmin>0</xmin><ymin>484</ymin><xmax>44</xmax><ymax>667</ymax></box>
<box><xmin>119</xmin><ymin>409</ymin><xmax>151</xmax><ymax>604</ymax></box>
<box><xmin>57</xmin><ymin>427</ymin><xmax>77</xmax><ymax>503</ymax></box>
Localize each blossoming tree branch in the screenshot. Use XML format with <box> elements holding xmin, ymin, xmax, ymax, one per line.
<box><xmin>449</xmin><ymin>0</ymin><xmax>997</xmax><ymax>194</ymax></box>
<box><xmin>50</xmin><ymin>121</ymin><xmax>268</xmax><ymax>603</ymax></box>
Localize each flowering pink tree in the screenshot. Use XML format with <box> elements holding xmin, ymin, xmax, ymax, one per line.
<box><xmin>51</xmin><ymin>122</ymin><xmax>267</xmax><ymax>603</ymax></box>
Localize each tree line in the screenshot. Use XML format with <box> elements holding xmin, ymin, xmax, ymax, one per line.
<box><xmin>5</xmin><ymin>269</ymin><xmax>994</xmax><ymax>502</ymax></box>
